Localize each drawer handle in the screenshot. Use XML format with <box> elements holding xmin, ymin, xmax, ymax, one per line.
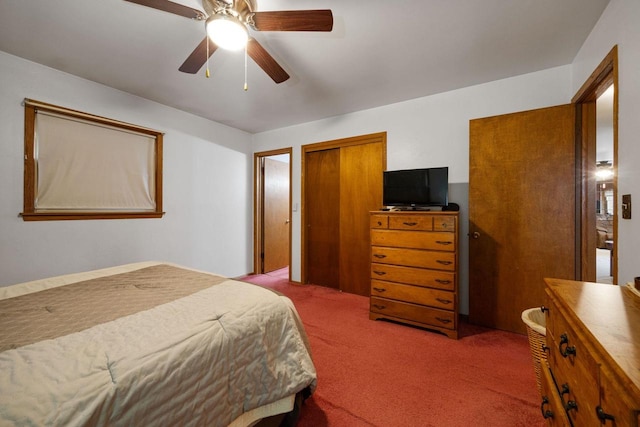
<box><xmin>372</xmin><ymin>287</ymin><xmax>386</xmax><ymax>293</ymax></box>
<box><xmin>372</xmin><ymin>304</ymin><xmax>386</xmax><ymax>310</ymax></box>
<box><xmin>435</xmin><ymin>317</ymin><xmax>451</xmax><ymax>324</ymax></box>
<box><xmin>560</xmin><ymin>384</ymin><xmax>578</xmax><ymax>412</ymax></box>
<box><xmin>559</xmin><ymin>333</ymin><xmax>577</xmax><ymax>358</ymax></box>
<box><xmin>377</xmin><ymin>221</ymin><xmax>382</xmax><ymax>226</ymax></box>
<box><xmin>436</xmin><ymin>298</ymin><xmax>452</xmax><ymax>305</ymax></box>
<box><xmin>436</xmin><ymin>260</ymin><xmax>453</xmax><ymax>265</ymax></box>
<box><xmin>435</xmin><ymin>279</ymin><xmax>451</xmax><ymax>284</ymax></box>
<box><xmin>540</xmin><ymin>396</ymin><xmax>554</xmax><ymax>419</ymax></box>
<box><xmin>435</xmin><ymin>241</ymin><xmax>452</xmax><ymax>245</ymax></box>
<box><xmin>403</xmin><ymin>222</ymin><xmax>418</xmax><ymax>226</ymax></box>
<box><xmin>373</xmin><ymin>254</ymin><xmax>387</xmax><ymax>259</ymax></box>
<box><xmin>596</xmin><ymin>406</ymin><xmax>615</xmax><ymax>423</ymax></box>
<box><xmin>373</xmin><ymin>271</ymin><xmax>386</xmax><ymax>276</ymax></box>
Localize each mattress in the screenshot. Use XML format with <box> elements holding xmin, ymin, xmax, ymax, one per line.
<box><xmin>0</xmin><ymin>262</ymin><xmax>316</xmax><ymax>426</ymax></box>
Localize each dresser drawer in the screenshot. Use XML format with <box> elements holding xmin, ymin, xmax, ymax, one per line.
<box><xmin>371</xmin><ymin>230</ymin><xmax>456</xmax><ymax>251</ymax></box>
<box><xmin>371</xmin><ymin>263</ymin><xmax>455</xmax><ymax>291</ymax></box>
<box><xmin>370</xmin><ymin>296</ymin><xmax>456</xmax><ymax>330</ymax></box>
<box><xmin>540</xmin><ymin>361</ymin><xmax>572</xmax><ymax>426</ymax></box>
<box><xmin>371</xmin><ymin>246</ymin><xmax>456</xmax><ymax>271</ymax></box>
<box><xmin>434</xmin><ymin>216</ymin><xmax>456</xmax><ymax>232</ymax></box>
<box><xmin>599</xmin><ymin>368</ymin><xmax>640</xmax><ymax>427</ymax></box>
<box><xmin>546</xmin><ymin>302</ymin><xmax>600</xmax><ymax>426</ymax></box>
<box><xmin>370</xmin><ymin>214</ymin><xmax>388</xmax><ymax>229</ymax></box>
<box><xmin>371</xmin><ymin>280</ymin><xmax>455</xmax><ymax>310</ymax></box>
<box><xmin>388</xmin><ymin>215</ymin><xmax>433</xmax><ymax>231</ymax></box>
<box><xmin>547</xmin><ymin>301</ymin><xmax>599</xmax><ymax>386</ymax></box>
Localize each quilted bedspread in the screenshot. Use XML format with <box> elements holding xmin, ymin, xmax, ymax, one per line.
<box><xmin>0</xmin><ymin>262</ymin><xmax>317</xmax><ymax>427</ymax></box>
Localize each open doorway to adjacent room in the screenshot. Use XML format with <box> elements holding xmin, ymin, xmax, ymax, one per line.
<box><xmin>595</xmin><ymin>85</ymin><xmax>615</xmax><ymax>284</ymax></box>
<box><xmin>254</xmin><ymin>149</ymin><xmax>292</xmax><ymax>277</ymax></box>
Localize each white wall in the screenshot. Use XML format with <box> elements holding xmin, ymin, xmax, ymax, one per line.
<box><xmin>571</xmin><ymin>0</ymin><xmax>640</xmax><ymax>285</ymax></box>
<box><xmin>0</xmin><ymin>52</ymin><xmax>253</xmax><ymax>286</ymax></box>
<box><xmin>252</xmin><ymin>65</ymin><xmax>573</xmax><ymax>315</ymax></box>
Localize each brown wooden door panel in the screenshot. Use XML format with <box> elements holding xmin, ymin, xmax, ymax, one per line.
<box><xmin>468</xmin><ymin>104</ymin><xmax>576</xmax><ymax>334</ymax></box>
<box><xmin>339</xmin><ymin>142</ymin><xmax>384</xmax><ymax>296</ymax></box>
<box><xmin>263</xmin><ymin>157</ymin><xmax>290</xmax><ymax>273</ymax></box>
<box><xmin>305</xmin><ymin>149</ymin><xmax>340</xmax><ymax>288</ymax></box>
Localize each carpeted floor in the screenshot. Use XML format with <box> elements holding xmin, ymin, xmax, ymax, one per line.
<box><xmin>239</xmin><ymin>269</ymin><xmax>545</xmax><ymax>427</ymax></box>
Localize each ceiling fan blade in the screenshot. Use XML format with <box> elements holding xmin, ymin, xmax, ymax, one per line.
<box><xmin>124</xmin><ymin>0</ymin><xmax>205</xmax><ymax>20</ymax></box>
<box><xmin>252</xmin><ymin>10</ymin><xmax>333</xmax><ymax>32</ymax></box>
<box><xmin>179</xmin><ymin>38</ymin><xmax>218</xmax><ymax>74</ymax></box>
<box><xmin>247</xmin><ymin>39</ymin><xmax>290</xmax><ymax>84</ymax></box>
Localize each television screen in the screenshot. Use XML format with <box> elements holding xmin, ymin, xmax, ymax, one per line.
<box><xmin>383</xmin><ymin>167</ymin><xmax>448</xmax><ymax>208</ymax></box>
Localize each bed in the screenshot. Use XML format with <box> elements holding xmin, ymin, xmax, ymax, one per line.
<box><xmin>0</xmin><ymin>261</ymin><xmax>317</xmax><ymax>426</ymax></box>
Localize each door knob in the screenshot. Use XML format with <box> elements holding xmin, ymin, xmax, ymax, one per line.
<box><xmin>472</xmin><ymin>232</ymin><xmax>480</xmax><ymax>239</ymax></box>
<box><xmin>285</xmin><ymin>219</ymin><xmax>290</xmax><ymax>224</ymax></box>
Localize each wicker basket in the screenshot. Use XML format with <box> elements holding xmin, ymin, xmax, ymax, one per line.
<box><xmin>521</xmin><ymin>307</ymin><xmax>547</xmax><ymax>394</ymax></box>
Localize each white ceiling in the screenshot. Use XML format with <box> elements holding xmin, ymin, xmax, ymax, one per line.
<box><xmin>0</xmin><ymin>0</ymin><xmax>610</xmax><ymax>133</ymax></box>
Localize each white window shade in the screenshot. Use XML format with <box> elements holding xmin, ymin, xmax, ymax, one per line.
<box><xmin>34</xmin><ymin>112</ymin><xmax>156</xmax><ymax>212</ymax></box>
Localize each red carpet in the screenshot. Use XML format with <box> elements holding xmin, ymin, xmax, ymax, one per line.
<box><xmin>239</xmin><ymin>269</ymin><xmax>545</xmax><ymax>427</ymax></box>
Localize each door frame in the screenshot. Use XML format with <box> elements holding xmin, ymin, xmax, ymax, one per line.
<box><xmin>572</xmin><ymin>45</ymin><xmax>618</xmax><ymax>283</ymax></box>
<box><xmin>253</xmin><ymin>148</ymin><xmax>292</xmax><ymax>278</ymax></box>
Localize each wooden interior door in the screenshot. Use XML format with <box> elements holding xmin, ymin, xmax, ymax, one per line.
<box><xmin>468</xmin><ymin>104</ymin><xmax>577</xmax><ymax>334</ymax></box>
<box><xmin>305</xmin><ymin>149</ymin><xmax>340</xmax><ymax>289</ymax></box>
<box><xmin>339</xmin><ymin>143</ymin><xmax>384</xmax><ymax>295</ymax></box>
<box><xmin>262</xmin><ymin>157</ymin><xmax>290</xmax><ymax>273</ymax></box>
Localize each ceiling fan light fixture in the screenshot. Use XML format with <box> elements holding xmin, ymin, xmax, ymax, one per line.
<box><xmin>206</xmin><ymin>13</ymin><xmax>248</xmax><ymax>51</ymax></box>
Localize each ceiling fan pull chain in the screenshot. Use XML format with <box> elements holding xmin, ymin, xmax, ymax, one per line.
<box><xmin>205</xmin><ymin>22</ymin><xmax>210</xmax><ymax>78</ymax></box>
<box><xmin>244</xmin><ymin>44</ymin><xmax>248</xmax><ymax>91</ymax></box>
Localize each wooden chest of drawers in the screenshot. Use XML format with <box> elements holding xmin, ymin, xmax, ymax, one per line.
<box><xmin>541</xmin><ymin>278</ymin><xmax>640</xmax><ymax>426</ymax></box>
<box><xmin>369</xmin><ymin>211</ymin><xmax>459</xmax><ymax>339</ymax></box>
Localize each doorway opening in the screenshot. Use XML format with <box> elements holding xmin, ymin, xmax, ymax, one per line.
<box><xmin>595</xmin><ymin>85</ymin><xmax>614</xmax><ymax>283</ymax></box>
<box><xmin>573</xmin><ymin>45</ymin><xmax>618</xmax><ymax>284</ymax></box>
<box><xmin>254</xmin><ymin>148</ymin><xmax>292</xmax><ymax>278</ymax></box>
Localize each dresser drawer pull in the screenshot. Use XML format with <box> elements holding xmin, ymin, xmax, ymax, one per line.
<box><xmin>540</xmin><ymin>396</ymin><xmax>554</xmax><ymax>419</ymax></box>
<box><xmin>435</xmin><ymin>241</ymin><xmax>452</xmax><ymax>245</ymax></box>
<box><xmin>402</xmin><ymin>222</ymin><xmax>418</xmax><ymax>226</ymax></box>
<box><xmin>435</xmin><ymin>279</ymin><xmax>452</xmax><ymax>285</ymax></box>
<box><xmin>377</xmin><ymin>221</ymin><xmax>383</xmax><ymax>226</ymax></box>
<box><xmin>436</xmin><ymin>298</ymin><xmax>452</xmax><ymax>305</ymax></box>
<box><xmin>560</xmin><ymin>384</ymin><xmax>578</xmax><ymax>412</ymax></box>
<box><xmin>373</xmin><ymin>270</ymin><xmax>386</xmax><ymax>276</ymax></box>
<box><xmin>373</xmin><ymin>254</ymin><xmax>387</xmax><ymax>259</ymax></box>
<box><xmin>372</xmin><ymin>287</ymin><xmax>386</xmax><ymax>293</ymax></box>
<box><xmin>596</xmin><ymin>406</ymin><xmax>615</xmax><ymax>423</ymax></box>
<box><xmin>559</xmin><ymin>333</ymin><xmax>577</xmax><ymax>358</ymax></box>
<box><xmin>436</xmin><ymin>260</ymin><xmax>453</xmax><ymax>265</ymax></box>
<box><xmin>435</xmin><ymin>317</ymin><xmax>452</xmax><ymax>324</ymax></box>
<box><xmin>372</xmin><ymin>304</ymin><xmax>386</xmax><ymax>310</ymax></box>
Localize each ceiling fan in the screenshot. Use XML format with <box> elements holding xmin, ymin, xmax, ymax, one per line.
<box><xmin>124</xmin><ymin>0</ymin><xmax>333</xmax><ymax>83</ymax></box>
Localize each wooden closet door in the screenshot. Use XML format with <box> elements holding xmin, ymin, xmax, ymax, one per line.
<box><xmin>305</xmin><ymin>149</ymin><xmax>340</xmax><ymax>288</ymax></box>
<box><xmin>339</xmin><ymin>142</ymin><xmax>384</xmax><ymax>296</ymax></box>
<box><xmin>468</xmin><ymin>104</ymin><xmax>576</xmax><ymax>334</ymax></box>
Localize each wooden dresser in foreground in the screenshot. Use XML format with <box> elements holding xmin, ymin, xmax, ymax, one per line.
<box><xmin>541</xmin><ymin>278</ymin><xmax>640</xmax><ymax>426</ymax></box>
<box><xmin>369</xmin><ymin>211</ymin><xmax>459</xmax><ymax>339</ymax></box>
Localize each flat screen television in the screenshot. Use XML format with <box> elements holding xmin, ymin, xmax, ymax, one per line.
<box><xmin>383</xmin><ymin>167</ymin><xmax>449</xmax><ymax>208</ymax></box>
